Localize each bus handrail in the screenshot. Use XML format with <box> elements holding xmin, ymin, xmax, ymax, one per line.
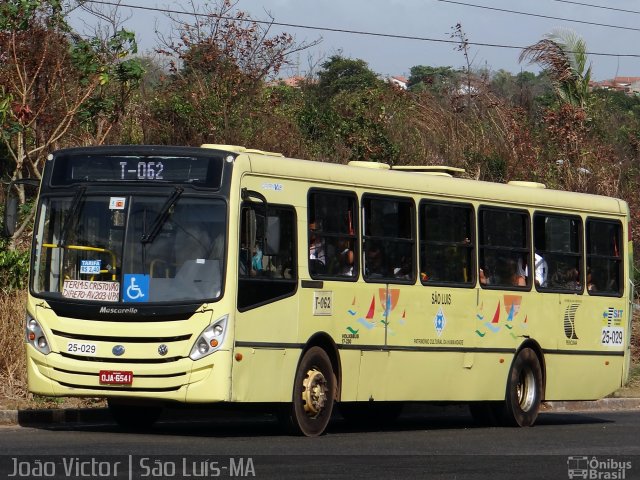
<box><xmin>42</xmin><ymin>243</ymin><xmax>117</xmax><ymax>281</ymax></box>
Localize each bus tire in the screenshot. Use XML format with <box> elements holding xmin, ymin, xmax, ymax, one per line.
<box><xmin>496</xmin><ymin>347</ymin><xmax>543</xmax><ymax>427</ymax></box>
<box><xmin>108</xmin><ymin>399</ymin><xmax>162</xmax><ymax>430</ymax></box>
<box><xmin>285</xmin><ymin>346</ymin><xmax>336</xmax><ymax>436</ymax></box>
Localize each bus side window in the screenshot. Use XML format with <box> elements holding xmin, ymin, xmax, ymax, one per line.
<box><xmin>478</xmin><ymin>207</ymin><xmax>530</xmax><ymax>289</ymax></box>
<box><xmin>308</xmin><ymin>189</ymin><xmax>358</xmax><ymax>280</ymax></box>
<box><xmin>533</xmin><ymin>213</ymin><xmax>582</xmax><ymax>293</ymax></box>
<box><xmin>586</xmin><ymin>218</ymin><xmax>623</xmax><ymax>296</ymax></box>
<box><xmin>420</xmin><ymin>200</ymin><xmax>474</xmax><ymax>286</ymax></box>
<box><xmin>362</xmin><ymin>194</ymin><xmax>415</xmax><ymax>283</ymax></box>
<box><xmin>238</xmin><ymin>204</ymin><xmax>297</xmax><ymax>311</ymax></box>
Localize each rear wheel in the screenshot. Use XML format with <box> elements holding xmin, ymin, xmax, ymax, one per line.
<box><xmin>281</xmin><ymin>347</ymin><xmax>336</xmax><ymax>436</ymax></box>
<box><xmin>495</xmin><ymin>348</ymin><xmax>543</xmax><ymax>427</ymax></box>
<box><xmin>108</xmin><ymin>400</ymin><xmax>162</xmax><ymax>430</ymax></box>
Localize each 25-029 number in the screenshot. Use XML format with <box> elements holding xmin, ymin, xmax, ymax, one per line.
<box><xmin>601</xmin><ymin>327</ymin><xmax>623</xmax><ymax>346</ymax></box>
<box><xmin>67</xmin><ymin>342</ymin><xmax>97</xmax><ymax>355</ymax></box>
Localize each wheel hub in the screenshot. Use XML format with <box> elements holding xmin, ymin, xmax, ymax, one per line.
<box><xmin>302</xmin><ymin>368</ymin><xmax>328</xmax><ymax>416</ymax></box>
<box><xmin>517</xmin><ymin>368</ymin><xmax>536</xmax><ymax>411</ymax></box>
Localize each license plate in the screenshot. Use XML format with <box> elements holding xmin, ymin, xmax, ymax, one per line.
<box><xmin>99</xmin><ymin>370</ymin><xmax>133</xmax><ymax>385</ymax></box>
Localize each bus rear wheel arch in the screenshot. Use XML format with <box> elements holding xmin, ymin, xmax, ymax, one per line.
<box><xmin>496</xmin><ymin>346</ymin><xmax>543</xmax><ymax>427</ymax></box>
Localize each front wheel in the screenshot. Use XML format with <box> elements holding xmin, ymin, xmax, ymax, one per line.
<box><xmin>496</xmin><ymin>347</ymin><xmax>543</xmax><ymax>427</ymax></box>
<box><xmin>281</xmin><ymin>347</ymin><xmax>336</xmax><ymax>436</ymax></box>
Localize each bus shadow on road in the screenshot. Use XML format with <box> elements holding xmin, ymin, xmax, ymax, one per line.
<box><xmin>27</xmin><ymin>403</ymin><xmax>614</xmax><ymax>438</ymax></box>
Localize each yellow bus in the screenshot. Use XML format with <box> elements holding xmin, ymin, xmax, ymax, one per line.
<box><xmin>6</xmin><ymin>144</ymin><xmax>633</xmax><ymax>436</ymax></box>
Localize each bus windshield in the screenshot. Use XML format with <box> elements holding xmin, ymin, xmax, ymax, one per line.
<box><xmin>32</xmin><ymin>193</ymin><xmax>226</xmax><ymax>304</ymax></box>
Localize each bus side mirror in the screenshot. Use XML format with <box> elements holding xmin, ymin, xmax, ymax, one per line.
<box><xmin>3</xmin><ymin>179</ymin><xmax>40</xmax><ymax>238</ymax></box>
<box><xmin>3</xmin><ymin>195</ymin><xmax>18</xmax><ymax>237</ymax></box>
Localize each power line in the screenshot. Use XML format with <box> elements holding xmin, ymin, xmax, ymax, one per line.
<box><xmin>80</xmin><ymin>0</ymin><xmax>640</xmax><ymax>58</ymax></box>
<box><xmin>435</xmin><ymin>0</ymin><xmax>640</xmax><ymax>33</ymax></box>
<box><xmin>549</xmin><ymin>0</ymin><xmax>640</xmax><ymax>16</ymax></box>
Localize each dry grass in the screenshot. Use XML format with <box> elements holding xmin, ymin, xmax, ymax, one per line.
<box><xmin>0</xmin><ymin>289</ymin><xmax>105</xmax><ymax>410</ymax></box>
<box><xmin>621</xmin><ymin>307</ymin><xmax>640</xmax><ymax>395</ymax></box>
<box><xmin>0</xmin><ymin>290</ymin><xmax>28</xmax><ymax>409</ymax></box>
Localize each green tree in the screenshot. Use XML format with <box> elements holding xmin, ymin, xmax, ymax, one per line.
<box><xmin>317</xmin><ymin>56</ymin><xmax>381</xmax><ymax>98</ymax></box>
<box><xmin>0</xmin><ymin>0</ymin><xmax>143</xmax><ymax>246</ymax></box>
<box><xmin>147</xmin><ymin>0</ymin><xmax>311</xmax><ymax>146</ymax></box>
<box><xmin>0</xmin><ymin>0</ymin><xmax>143</xmax><ymax>181</ymax></box>
<box><xmin>298</xmin><ymin>56</ymin><xmax>405</xmax><ymax>164</ymax></box>
<box><xmin>72</xmin><ymin>29</ymin><xmax>145</xmax><ymax>144</ymax></box>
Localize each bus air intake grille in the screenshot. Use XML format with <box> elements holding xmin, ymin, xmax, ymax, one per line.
<box><xmin>60</xmin><ymin>352</ymin><xmax>182</xmax><ymax>363</ymax></box>
<box><xmin>57</xmin><ymin>381</ymin><xmax>182</xmax><ymax>392</ymax></box>
<box><xmin>51</xmin><ymin>330</ymin><xmax>192</xmax><ymax>343</ymax></box>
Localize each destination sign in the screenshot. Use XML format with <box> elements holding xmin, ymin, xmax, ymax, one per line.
<box><xmin>50</xmin><ymin>153</ymin><xmax>225</xmax><ymax>188</ymax></box>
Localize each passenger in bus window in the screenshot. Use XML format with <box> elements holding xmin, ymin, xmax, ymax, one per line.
<box><xmin>565</xmin><ymin>267</ymin><xmax>580</xmax><ymax>290</ymax></box>
<box><xmin>365</xmin><ymin>243</ymin><xmax>385</xmax><ymax>277</ymax></box>
<box><xmin>517</xmin><ymin>253</ymin><xmax>547</xmax><ymax>287</ymax></box>
<box><xmin>550</xmin><ymin>266</ymin><xmax>580</xmax><ymax>290</ymax></box>
<box><xmin>534</xmin><ymin>252</ymin><xmax>548</xmax><ymax>287</ymax></box>
<box><xmin>587</xmin><ymin>268</ymin><xmax>596</xmax><ymax>292</ymax></box>
<box><xmin>517</xmin><ymin>256</ymin><xmax>528</xmax><ymax>280</ymax></box>
<box><xmin>511</xmin><ymin>261</ymin><xmax>527</xmax><ymax>287</ymax></box>
<box><xmin>251</xmin><ymin>242</ymin><xmax>263</xmax><ymax>275</ymax></box>
<box><xmin>496</xmin><ymin>258</ymin><xmax>525</xmax><ymax>287</ymax></box>
<box><xmin>479</xmin><ymin>268</ymin><xmax>489</xmax><ymax>285</ymax></box>
<box><xmin>393</xmin><ymin>255</ymin><xmax>413</xmax><ymax>280</ymax></box>
<box><xmin>309</xmin><ymin>222</ymin><xmax>326</xmax><ymax>265</ymax></box>
<box><xmin>337</xmin><ymin>239</ymin><xmax>355</xmax><ymax>276</ymax></box>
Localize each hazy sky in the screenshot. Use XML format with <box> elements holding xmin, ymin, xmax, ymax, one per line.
<box><xmin>71</xmin><ymin>0</ymin><xmax>640</xmax><ymax>81</ymax></box>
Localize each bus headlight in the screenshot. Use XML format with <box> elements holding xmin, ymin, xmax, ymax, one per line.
<box><xmin>190</xmin><ymin>315</ymin><xmax>228</xmax><ymax>360</ymax></box>
<box><xmin>25</xmin><ymin>312</ymin><xmax>50</xmax><ymax>355</ymax></box>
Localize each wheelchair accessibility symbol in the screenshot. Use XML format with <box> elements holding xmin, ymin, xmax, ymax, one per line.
<box><xmin>123</xmin><ymin>274</ymin><xmax>149</xmax><ymax>303</ymax></box>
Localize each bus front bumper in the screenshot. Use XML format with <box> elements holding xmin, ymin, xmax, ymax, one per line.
<box><xmin>26</xmin><ymin>346</ymin><xmax>233</xmax><ymax>403</ymax></box>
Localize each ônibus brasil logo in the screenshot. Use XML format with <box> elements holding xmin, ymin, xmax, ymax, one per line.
<box><xmin>567</xmin><ymin>456</ymin><xmax>631</xmax><ymax>479</ymax></box>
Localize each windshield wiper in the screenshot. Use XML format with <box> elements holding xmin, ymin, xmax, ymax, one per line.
<box><xmin>59</xmin><ymin>187</ymin><xmax>86</xmax><ymax>247</ymax></box>
<box><xmin>141</xmin><ymin>187</ymin><xmax>184</xmax><ymax>244</ymax></box>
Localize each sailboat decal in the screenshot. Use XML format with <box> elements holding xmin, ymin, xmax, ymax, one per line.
<box><xmin>366</xmin><ymin>295</ymin><xmax>376</xmax><ymax>319</ymax></box>
<box><xmin>492</xmin><ymin>301</ymin><xmax>501</xmax><ymax>323</ymax></box>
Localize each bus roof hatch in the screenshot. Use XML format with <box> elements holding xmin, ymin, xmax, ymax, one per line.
<box><xmin>391</xmin><ymin>165</ymin><xmax>465</xmax><ymax>177</ymax></box>
<box><xmin>201</xmin><ymin>144</ymin><xmax>284</xmax><ymax>157</ymax></box>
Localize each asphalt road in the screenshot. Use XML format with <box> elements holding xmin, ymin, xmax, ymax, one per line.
<box><xmin>1</xmin><ymin>406</ymin><xmax>639</xmax><ymax>479</ymax></box>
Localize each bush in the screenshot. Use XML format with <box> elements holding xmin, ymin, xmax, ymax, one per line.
<box><xmin>0</xmin><ymin>249</ymin><xmax>29</xmax><ymax>293</ymax></box>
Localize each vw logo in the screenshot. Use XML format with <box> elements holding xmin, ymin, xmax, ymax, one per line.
<box><xmin>158</xmin><ymin>344</ymin><xmax>168</xmax><ymax>356</ymax></box>
<box><xmin>112</xmin><ymin>345</ymin><xmax>125</xmax><ymax>356</ymax></box>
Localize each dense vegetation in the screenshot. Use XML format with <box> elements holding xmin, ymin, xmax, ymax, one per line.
<box><xmin>2</xmin><ymin>0</ymin><xmax>640</xmax><ymax>288</ymax></box>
